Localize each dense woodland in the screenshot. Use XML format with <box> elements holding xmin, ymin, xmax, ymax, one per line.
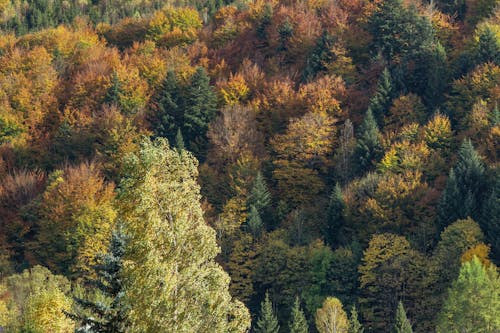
<box><xmin>0</xmin><ymin>0</ymin><xmax>499</xmax><ymax>331</ymax></box>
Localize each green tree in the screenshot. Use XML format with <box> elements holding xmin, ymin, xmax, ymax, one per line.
<box><xmin>118</xmin><ymin>138</ymin><xmax>250</xmax><ymax>332</ymax></box>
<box><xmin>323</xmin><ymin>183</ymin><xmax>345</xmax><ymax>246</ymax></box>
<box><xmin>289</xmin><ymin>297</ymin><xmax>309</xmax><ymax>333</ymax></box>
<box><xmin>392</xmin><ymin>301</ymin><xmax>412</xmax><ymax>333</ymax></box>
<box><xmin>68</xmin><ymin>226</ymin><xmax>128</xmax><ymax>332</ymax></box>
<box><xmin>255</xmin><ymin>291</ymin><xmax>280</xmax><ymax>333</ymax></box>
<box><xmin>150</xmin><ymin>70</ymin><xmax>181</xmax><ymax>141</ymax></box>
<box><xmin>247</xmin><ymin>205</ymin><xmax>263</xmax><ymax>238</ymax></box>
<box><xmin>104</xmin><ymin>72</ymin><xmax>123</xmax><ymax>107</ymax></box>
<box><xmin>480</xmin><ymin>169</ymin><xmax>499</xmax><ymax>260</ymax></box>
<box><xmin>437</xmin><ymin>257</ymin><xmax>500</xmax><ymax>333</ymax></box>
<box><xmin>368</xmin><ymin>68</ymin><xmax>394</xmax><ymax>126</ymax></box>
<box><xmin>349</xmin><ymin>306</ymin><xmax>364</xmax><ymax>333</ymax></box>
<box><xmin>183</xmin><ymin>67</ymin><xmax>218</xmax><ymax>158</ymax></box>
<box><xmin>354</xmin><ymin>109</ymin><xmax>383</xmax><ymax>174</ymax></box>
<box><xmin>175</xmin><ymin>128</ymin><xmax>185</xmax><ymax>150</ymax></box>
<box><xmin>248</xmin><ymin>171</ymin><xmax>271</xmax><ymax>214</ymax></box>
<box><xmin>438</xmin><ymin>139</ymin><xmax>487</xmax><ymax>229</ymax></box>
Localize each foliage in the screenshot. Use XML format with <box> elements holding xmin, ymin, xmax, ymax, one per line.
<box><xmin>255</xmin><ymin>291</ymin><xmax>280</xmax><ymax>333</ymax></box>
<box><xmin>315</xmin><ymin>297</ymin><xmax>349</xmax><ymax>333</ymax></box>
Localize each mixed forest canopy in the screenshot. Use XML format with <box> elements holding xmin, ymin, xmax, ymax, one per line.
<box><xmin>0</xmin><ymin>0</ymin><xmax>499</xmax><ymax>331</ymax></box>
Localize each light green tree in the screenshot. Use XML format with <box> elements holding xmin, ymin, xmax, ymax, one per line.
<box><xmin>118</xmin><ymin>138</ymin><xmax>250</xmax><ymax>333</ymax></box>
<box><xmin>392</xmin><ymin>301</ymin><xmax>412</xmax><ymax>333</ymax></box>
<box><xmin>255</xmin><ymin>291</ymin><xmax>280</xmax><ymax>333</ymax></box>
<box><xmin>289</xmin><ymin>297</ymin><xmax>309</xmax><ymax>333</ymax></box>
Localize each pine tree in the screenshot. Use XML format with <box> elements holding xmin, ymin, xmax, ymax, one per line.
<box><xmin>475</xmin><ymin>26</ymin><xmax>500</xmax><ymax>66</ymax></box>
<box><xmin>303</xmin><ymin>32</ymin><xmax>335</xmax><ymax>81</ymax></box>
<box><xmin>183</xmin><ymin>67</ymin><xmax>217</xmax><ymax>158</ymax></box>
<box><xmin>68</xmin><ymin>226</ymin><xmax>129</xmax><ymax>333</ymax></box>
<box><xmin>248</xmin><ymin>172</ymin><xmax>271</xmax><ymax>213</ymax></box>
<box><xmin>118</xmin><ymin>138</ymin><xmax>250</xmax><ymax>332</ymax></box>
<box><xmin>289</xmin><ymin>297</ymin><xmax>308</xmax><ymax>333</ymax></box>
<box><xmin>104</xmin><ymin>72</ymin><xmax>123</xmax><ymax>107</ymax></box>
<box><xmin>247</xmin><ymin>205</ymin><xmax>263</xmax><ymax>238</ymax></box>
<box><xmin>349</xmin><ymin>306</ymin><xmax>364</xmax><ymax>333</ymax></box>
<box><xmin>150</xmin><ymin>70</ymin><xmax>181</xmax><ymax>141</ymax></box>
<box><xmin>256</xmin><ymin>292</ymin><xmax>280</xmax><ymax>333</ymax></box>
<box><xmin>480</xmin><ymin>169</ymin><xmax>500</xmax><ymax>260</ymax></box>
<box><xmin>354</xmin><ymin>109</ymin><xmax>383</xmax><ymax>174</ymax></box>
<box><xmin>368</xmin><ymin>68</ymin><xmax>394</xmax><ymax>126</ymax></box>
<box><xmin>175</xmin><ymin>128</ymin><xmax>185</xmax><ymax>150</ymax></box>
<box><xmin>438</xmin><ymin>139</ymin><xmax>487</xmax><ymax>229</ymax></box>
<box><xmin>323</xmin><ymin>183</ymin><xmax>345</xmax><ymax>246</ymax></box>
<box><xmin>392</xmin><ymin>301</ymin><xmax>412</xmax><ymax>333</ymax></box>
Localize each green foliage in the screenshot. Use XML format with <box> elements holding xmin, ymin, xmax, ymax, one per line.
<box><xmin>118</xmin><ymin>137</ymin><xmax>250</xmax><ymax>332</ymax></box>
<box><xmin>354</xmin><ymin>109</ymin><xmax>383</xmax><ymax>173</ymax></box>
<box><xmin>68</xmin><ymin>226</ymin><xmax>128</xmax><ymax>332</ymax></box>
<box><xmin>323</xmin><ymin>183</ymin><xmax>345</xmax><ymax>246</ymax></box>
<box><xmin>438</xmin><ymin>139</ymin><xmax>487</xmax><ymax>229</ymax></box>
<box><xmin>393</xmin><ymin>301</ymin><xmax>413</xmax><ymax>333</ymax></box>
<box><xmin>150</xmin><ymin>70</ymin><xmax>182</xmax><ymax>141</ymax></box>
<box><xmin>289</xmin><ymin>297</ymin><xmax>309</xmax><ymax>333</ymax></box>
<box><xmin>247</xmin><ymin>205</ymin><xmax>263</xmax><ymax>238</ymax></box>
<box><xmin>248</xmin><ymin>171</ymin><xmax>271</xmax><ymax>214</ymax></box>
<box><xmin>368</xmin><ymin>68</ymin><xmax>394</xmax><ymax>126</ymax></box>
<box><xmin>256</xmin><ymin>292</ymin><xmax>280</xmax><ymax>333</ymax></box>
<box><xmin>349</xmin><ymin>306</ymin><xmax>364</xmax><ymax>333</ymax></box>
<box><xmin>437</xmin><ymin>257</ymin><xmax>500</xmax><ymax>333</ymax></box>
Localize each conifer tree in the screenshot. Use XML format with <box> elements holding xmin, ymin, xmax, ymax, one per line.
<box><xmin>368</xmin><ymin>68</ymin><xmax>394</xmax><ymax>126</ymax></box>
<box><xmin>248</xmin><ymin>172</ymin><xmax>271</xmax><ymax>213</ymax></box>
<box><xmin>438</xmin><ymin>139</ymin><xmax>487</xmax><ymax>229</ymax></box>
<box><xmin>323</xmin><ymin>183</ymin><xmax>345</xmax><ymax>246</ymax></box>
<box><xmin>151</xmin><ymin>70</ymin><xmax>181</xmax><ymax>141</ymax></box>
<box><xmin>354</xmin><ymin>109</ymin><xmax>383</xmax><ymax>174</ymax></box>
<box><xmin>289</xmin><ymin>297</ymin><xmax>309</xmax><ymax>333</ymax></box>
<box><xmin>256</xmin><ymin>292</ymin><xmax>280</xmax><ymax>333</ymax></box>
<box><xmin>392</xmin><ymin>301</ymin><xmax>412</xmax><ymax>333</ymax></box>
<box><xmin>247</xmin><ymin>205</ymin><xmax>263</xmax><ymax>238</ymax></box>
<box><xmin>68</xmin><ymin>226</ymin><xmax>129</xmax><ymax>333</ymax></box>
<box><xmin>475</xmin><ymin>26</ymin><xmax>500</xmax><ymax>66</ymax></box>
<box><xmin>480</xmin><ymin>169</ymin><xmax>500</xmax><ymax>260</ymax></box>
<box><xmin>104</xmin><ymin>72</ymin><xmax>123</xmax><ymax>107</ymax></box>
<box><xmin>183</xmin><ymin>67</ymin><xmax>217</xmax><ymax>157</ymax></box>
<box><xmin>349</xmin><ymin>306</ymin><xmax>364</xmax><ymax>333</ymax></box>
<box><xmin>175</xmin><ymin>128</ymin><xmax>185</xmax><ymax>150</ymax></box>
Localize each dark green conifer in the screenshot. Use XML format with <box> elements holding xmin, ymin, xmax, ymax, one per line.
<box><xmin>323</xmin><ymin>183</ymin><xmax>345</xmax><ymax>246</ymax></box>
<box><xmin>368</xmin><ymin>68</ymin><xmax>394</xmax><ymax>126</ymax></box>
<box><xmin>247</xmin><ymin>205</ymin><xmax>263</xmax><ymax>238</ymax></box>
<box><xmin>151</xmin><ymin>70</ymin><xmax>181</xmax><ymax>141</ymax></box>
<box><xmin>354</xmin><ymin>109</ymin><xmax>383</xmax><ymax>174</ymax></box>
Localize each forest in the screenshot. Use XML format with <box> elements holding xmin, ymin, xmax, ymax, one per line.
<box><xmin>0</xmin><ymin>0</ymin><xmax>498</xmax><ymax>331</ymax></box>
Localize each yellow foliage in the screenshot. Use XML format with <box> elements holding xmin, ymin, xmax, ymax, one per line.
<box><xmin>219</xmin><ymin>73</ymin><xmax>250</xmax><ymax>106</ymax></box>
<box><xmin>424</xmin><ymin>112</ymin><xmax>452</xmax><ymax>150</ymax></box>
<box><xmin>461</xmin><ymin>243</ymin><xmax>492</xmax><ymax>267</ymax></box>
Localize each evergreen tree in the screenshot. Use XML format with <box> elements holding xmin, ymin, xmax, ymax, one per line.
<box><xmin>67</xmin><ymin>226</ymin><xmax>129</xmax><ymax>333</ymax></box>
<box><xmin>349</xmin><ymin>306</ymin><xmax>364</xmax><ymax>333</ymax></box>
<box><xmin>437</xmin><ymin>257</ymin><xmax>500</xmax><ymax>332</ymax></box>
<box><xmin>183</xmin><ymin>67</ymin><xmax>217</xmax><ymax>158</ymax></box>
<box><xmin>247</xmin><ymin>205</ymin><xmax>263</xmax><ymax>238</ymax></box>
<box><xmin>255</xmin><ymin>292</ymin><xmax>280</xmax><ymax>333</ymax></box>
<box><xmin>248</xmin><ymin>172</ymin><xmax>271</xmax><ymax>213</ymax></box>
<box><xmin>118</xmin><ymin>138</ymin><xmax>250</xmax><ymax>332</ymax></box>
<box><xmin>175</xmin><ymin>128</ymin><xmax>185</xmax><ymax>150</ymax></box>
<box><xmin>289</xmin><ymin>297</ymin><xmax>308</xmax><ymax>333</ymax></box>
<box><xmin>475</xmin><ymin>26</ymin><xmax>500</xmax><ymax>66</ymax></box>
<box><xmin>368</xmin><ymin>68</ymin><xmax>394</xmax><ymax>126</ymax></box>
<box><xmin>150</xmin><ymin>70</ymin><xmax>181</xmax><ymax>141</ymax></box>
<box><xmin>392</xmin><ymin>301</ymin><xmax>412</xmax><ymax>333</ymax></box>
<box><xmin>354</xmin><ymin>109</ymin><xmax>383</xmax><ymax>174</ymax></box>
<box><xmin>104</xmin><ymin>72</ymin><xmax>123</xmax><ymax>107</ymax></box>
<box><xmin>303</xmin><ymin>32</ymin><xmax>335</xmax><ymax>81</ymax></box>
<box><xmin>438</xmin><ymin>139</ymin><xmax>487</xmax><ymax>229</ymax></box>
<box><xmin>480</xmin><ymin>169</ymin><xmax>500</xmax><ymax>260</ymax></box>
<box><xmin>323</xmin><ymin>183</ymin><xmax>345</xmax><ymax>246</ymax></box>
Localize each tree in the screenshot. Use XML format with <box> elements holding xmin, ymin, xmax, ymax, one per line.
<box><xmin>104</xmin><ymin>72</ymin><xmax>123</xmax><ymax>107</ymax></box>
<box><xmin>315</xmin><ymin>297</ymin><xmax>349</xmax><ymax>333</ymax></box>
<box><xmin>255</xmin><ymin>292</ymin><xmax>280</xmax><ymax>333</ymax></box>
<box><xmin>150</xmin><ymin>70</ymin><xmax>181</xmax><ymax>141</ymax></box>
<box><xmin>183</xmin><ymin>66</ymin><xmax>218</xmax><ymax>157</ymax></box>
<box><xmin>118</xmin><ymin>138</ymin><xmax>250</xmax><ymax>332</ymax></box>
<box><xmin>437</xmin><ymin>257</ymin><xmax>500</xmax><ymax>333</ymax></box>
<box><xmin>368</xmin><ymin>68</ymin><xmax>394</xmax><ymax>126</ymax></box>
<box><xmin>354</xmin><ymin>109</ymin><xmax>382</xmax><ymax>174</ymax></box>
<box><xmin>0</xmin><ymin>266</ymin><xmax>74</xmax><ymax>332</ymax></box>
<box><xmin>348</xmin><ymin>306</ymin><xmax>363</xmax><ymax>333</ymax></box>
<box><xmin>248</xmin><ymin>171</ymin><xmax>271</xmax><ymax>214</ymax></box>
<box><xmin>289</xmin><ymin>297</ymin><xmax>309</xmax><ymax>333</ymax></box>
<box><xmin>323</xmin><ymin>183</ymin><xmax>345</xmax><ymax>246</ymax></box>
<box><xmin>68</xmin><ymin>226</ymin><xmax>128</xmax><ymax>332</ymax></box>
<box><xmin>393</xmin><ymin>302</ymin><xmax>412</xmax><ymax>333</ymax></box>
<box><xmin>480</xmin><ymin>169</ymin><xmax>500</xmax><ymax>260</ymax></box>
<box><xmin>247</xmin><ymin>205</ymin><xmax>263</xmax><ymax>238</ymax></box>
<box><xmin>175</xmin><ymin>128</ymin><xmax>185</xmax><ymax>150</ymax></box>
<box><xmin>438</xmin><ymin>139</ymin><xmax>487</xmax><ymax>229</ymax></box>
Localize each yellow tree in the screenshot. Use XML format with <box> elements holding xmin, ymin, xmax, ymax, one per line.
<box><xmin>315</xmin><ymin>297</ymin><xmax>349</xmax><ymax>333</ymax></box>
